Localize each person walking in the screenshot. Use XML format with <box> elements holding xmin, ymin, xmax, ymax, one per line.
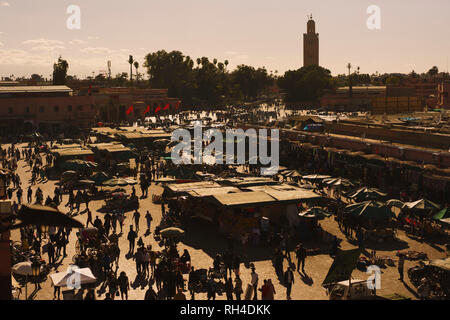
<box><xmin>296</xmin><ymin>243</ymin><xmax>307</xmax><ymax>273</ymax></box>
<box><xmin>127</xmin><ymin>225</ymin><xmax>137</xmax><ymax>254</ymax></box>
<box><xmin>86</xmin><ymin>210</ymin><xmax>93</xmax><ymax>228</ymax></box>
<box><xmin>27</xmin><ymin>186</ymin><xmax>32</xmax><ymax>203</ymax></box>
<box><xmin>250</xmin><ymin>266</ymin><xmax>259</xmax><ymax>300</ymax></box>
<box><xmin>118</xmin><ymin>213</ymin><xmax>124</xmax><ymax>233</ymax></box>
<box><xmin>283</xmin><ymin>266</ymin><xmax>295</xmax><ymax>300</ymax></box>
<box><xmin>225</xmin><ymin>277</ymin><xmax>234</xmax><ymax>300</ymax></box>
<box><xmin>234</xmin><ymin>275</ymin><xmax>243</xmax><ymax>301</ymax></box>
<box><xmin>16</xmin><ymin>187</ymin><xmax>23</xmax><ymax>204</ymax></box>
<box><xmin>47</xmin><ymin>241</ymin><xmax>55</xmax><ymax>265</ymax></box>
<box><xmin>145</xmin><ymin>211</ymin><xmax>153</xmax><ymax>233</ymax></box>
<box><xmin>133</xmin><ymin>210</ymin><xmax>140</xmax><ymax>232</ymax></box>
<box><xmin>117</xmin><ymin>272</ymin><xmax>130</xmax><ymax>300</ymax></box>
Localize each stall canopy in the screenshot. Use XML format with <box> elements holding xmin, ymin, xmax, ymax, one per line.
<box><xmin>427</xmin><ymin>257</ymin><xmax>450</xmax><ymax>272</ymax></box>
<box><xmin>345</xmin><ymin>201</ymin><xmax>394</xmax><ymax>222</ymax></box>
<box><xmin>432</xmin><ymin>208</ymin><xmax>450</xmax><ymax>221</ymax></box>
<box><xmin>405</xmin><ymin>199</ymin><xmax>441</xmax><ymax>211</ymax></box>
<box><xmin>50</xmin><ymin>267</ymin><xmax>97</xmax><ymax>287</ymax></box>
<box><xmin>323</xmin><ymin>178</ymin><xmax>354</xmax><ymax>188</ymax></box>
<box><xmin>187</xmin><ymin>187</ymin><xmax>241</xmax><ymax>198</ymax></box>
<box><xmin>347</xmin><ymin>187</ymin><xmax>387</xmax><ymax>202</ymax></box>
<box><xmin>299</xmin><ymin>207</ymin><xmax>332</xmax><ymax>220</ymax></box>
<box><xmin>211</xmin><ymin>191</ymin><xmax>276</xmax><ymax>208</ymax></box>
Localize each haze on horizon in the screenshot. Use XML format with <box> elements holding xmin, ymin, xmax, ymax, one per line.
<box><xmin>0</xmin><ymin>0</ymin><xmax>449</xmax><ymax>79</ymax></box>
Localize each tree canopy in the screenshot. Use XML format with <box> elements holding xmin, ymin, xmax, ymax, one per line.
<box><xmin>52</xmin><ymin>56</ymin><xmax>69</xmax><ymax>85</ymax></box>
<box><xmin>277</xmin><ymin>65</ymin><xmax>335</xmax><ymax>103</ymax></box>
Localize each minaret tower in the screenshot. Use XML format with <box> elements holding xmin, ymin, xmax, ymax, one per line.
<box><xmin>303</xmin><ymin>15</ymin><xmax>319</xmax><ymax>67</ymax></box>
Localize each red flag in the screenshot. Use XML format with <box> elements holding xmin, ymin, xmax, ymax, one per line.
<box><xmin>143</xmin><ymin>105</ymin><xmax>150</xmax><ymax>114</ymax></box>
<box><xmin>163</xmin><ymin>103</ymin><xmax>169</xmax><ymax>110</ymax></box>
<box><xmin>155</xmin><ymin>105</ymin><xmax>161</xmax><ymax>113</ymax></box>
<box><xmin>126</xmin><ymin>105</ymin><xmax>133</xmax><ymax>115</ymax></box>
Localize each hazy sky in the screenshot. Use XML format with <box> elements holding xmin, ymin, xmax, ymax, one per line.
<box><xmin>0</xmin><ymin>0</ymin><xmax>449</xmax><ymax>78</ymax></box>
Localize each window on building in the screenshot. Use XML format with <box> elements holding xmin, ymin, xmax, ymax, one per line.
<box><xmin>8</xmin><ymin>107</ymin><xmax>13</xmax><ymax>114</ymax></box>
<box><xmin>54</xmin><ymin>106</ymin><xmax>59</xmax><ymax>112</ymax></box>
<box><xmin>78</xmin><ymin>105</ymin><xmax>83</xmax><ymax>111</ymax></box>
<box><xmin>91</xmin><ymin>105</ymin><xmax>94</xmax><ymax>111</ymax></box>
<box><xmin>25</xmin><ymin>107</ymin><xmax>30</xmax><ymax>113</ymax></box>
<box><xmin>68</xmin><ymin>105</ymin><xmax>73</xmax><ymax>112</ymax></box>
<box><xmin>40</xmin><ymin>106</ymin><xmax>44</xmax><ymax>113</ymax></box>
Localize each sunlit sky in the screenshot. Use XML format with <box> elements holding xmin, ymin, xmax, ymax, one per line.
<box><xmin>0</xmin><ymin>0</ymin><xmax>449</xmax><ymax>78</ymax></box>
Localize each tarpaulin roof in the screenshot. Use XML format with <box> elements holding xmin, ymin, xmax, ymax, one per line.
<box><xmin>212</xmin><ymin>191</ymin><xmax>276</xmax><ymax>207</ymax></box>
<box><xmin>188</xmin><ymin>187</ymin><xmax>241</xmax><ymax>198</ymax></box>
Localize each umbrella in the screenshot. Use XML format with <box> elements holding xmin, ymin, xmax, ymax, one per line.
<box><xmin>385</xmin><ymin>199</ymin><xmax>406</xmax><ymax>209</ymax></box>
<box><xmin>160</xmin><ymin>227</ymin><xmax>185</xmax><ymax>238</ymax></box>
<box><xmin>102</xmin><ymin>177</ymin><xmax>137</xmax><ymax>187</ymax></box>
<box><xmin>91</xmin><ymin>172</ymin><xmax>110</xmax><ymax>185</ymax></box>
<box><xmin>63</xmin><ymin>160</ymin><xmax>98</xmax><ymax>170</ymax></box>
<box><xmin>50</xmin><ymin>266</ymin><xmax>97</xmax><ymax>287</ymax></box>
<box><xmin>405</xmin><ymin>199</ymin><xmax>441</xmax><ymax>211</ymax></box>
<box><xmin>298</xmin><ymin>207</ymin><xmax>331</xmax><ymax>220</ymax></box>
<box><xmin>12</xmin><ymin>261</ymin><xmax>43</xmax><ymax>276</ymax></box>
<box><xmin>347</xmin><ymin>187</ymin><xmax>387</xmax><ymax>202</ymax></box>
<box><xmin>17</xmin><ymin>204</ymin><xmax>84</xmax><ymax>229</ymax></box>
<box><xmin>345</xmin><ymin>201</ymin><xmax>394</xmax><ymax>222</ymax></box>
<box><xmin>323</xmin><ymin>178</ymin><xmax>354</xmax><ymax>188</ymax></box>
<box><xmin>78</xmin><ymin>180</ymin><xmax>95</xmax><ymax>185</ymax></box>
<box><xmin>432</xmin><ymin>207</ymin><xmax>450</xmax><ymax>221</ymax></box>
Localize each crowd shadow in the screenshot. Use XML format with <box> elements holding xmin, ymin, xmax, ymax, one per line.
<box><xmin>181</xmin><ymin>218</ymin><xmax>273</xmax><ymax>262</ymax></box>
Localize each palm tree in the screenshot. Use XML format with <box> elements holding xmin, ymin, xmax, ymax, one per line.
<box><xmin>134</xmin><ymin>61</ymin><xmax>139</xmax><ymax>82</ymax></box>
<box><xmin>128</xmin><ymin>55</ymin><xmax>134</xmax><ymax>85</ymax></box>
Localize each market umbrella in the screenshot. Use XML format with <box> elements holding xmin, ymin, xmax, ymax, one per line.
<box><xmin>385</xmin><ymin>199</ymin><xmax>406</xmax><ymax>209</ymax></box>
<box><xmin>50</xmin><ymin>266</ymin><xmax>97</xmax><ymax>287</ymax></box>
<box><xmin>91</xmin><ymin>172</ymin><xmax>110</xmax><ymax>185</ymax></box>
<box><xmin>344</xmin><ymin>201</ymin><xmax>394</xmax><ymax>223</ymax></box>
<box><xmin>12</xmin><ymin>261</ymin><xmax>43</xmax><ymax>276</ymax></box>
<box><xmin>17</xmin><ymin>204</ymin><xmax>84</xmax><ymax>229</ymax></box>
<box><xmin>347</xmin><ymin>187</ymin><xmax>387</xmax><ymax>202</ymax></box>
<box><xmin>323</xmin><ymin>178</ymin><xmax>354</xmax><ymax>188</ymax></box>
<box><xmin>432</xmin><ymin>207</ymin><xmax>450</xmax><ymax>221</ymax></box>
<box><xmin>160</xmin><ymin>227</ymin><xmax>185</xmax><ymax>238</ymax></box>
<box><xmin>405</xmin><ymin>199</ymin><xmax>441</xmax><ymax>211</ymax></box>
<box><xmin>298</xmin><ymin>207</ymin><xmax>332</xmax><ymax>220</ymax></box>
<box><xmin>102</xmin><ymin>177</ymin><xmax>137</xmax><ymax>187</ymax></box>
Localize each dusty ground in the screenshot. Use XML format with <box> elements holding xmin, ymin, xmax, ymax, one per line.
<box><xmin>7</xmin><ymin>142</ymin><xmax>449</xmax><ymax>300</ymax></box>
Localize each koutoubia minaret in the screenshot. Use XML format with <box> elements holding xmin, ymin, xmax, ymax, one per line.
<box><xmin>303</xmin><ymin>15</ymin><xmax>319</xmax><ymax>67</ymax></box>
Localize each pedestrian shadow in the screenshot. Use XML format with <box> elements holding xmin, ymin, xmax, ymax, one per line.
<box><xmin>125</xmin><ymin>252</ymin><xmax>134</xmax><ymax>260</ymax></box>
<box><xmin>131</xmin><ymin>273</ymin><xmax>147</xmax><ymax>289</ymax></box>
<box><xmin>402</xmin><ymin>281</ymin><xmax>419</xmax><ymax>299</ymax></box>
<box><xmin>298</xmin><ymin>271</ymin><xmax>313</xmax><ymax>286</ymax></box>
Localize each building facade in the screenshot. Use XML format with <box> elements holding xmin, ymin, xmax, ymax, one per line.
<box><xmin>90</xmin><ymin>87</ymin><xmax>181</xmax><ymax>123</ymax></box>
<box><xmin>0</xmin><ymin>86</ymin><xmax>96</xmax><ymax>136</ymax></box>
<box><xmin>303</xmin><ymin>16</ymin><xmax>319</xmax><ymax>67</ymax></box>
<box><xmin>437</xmin><ymin>82</ymin><xmax>450</xmax><ymax>109</ymax></box>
